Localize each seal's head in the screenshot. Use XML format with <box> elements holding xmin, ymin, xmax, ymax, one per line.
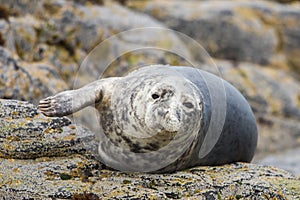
<box><xmin>108</xmin><ymin>66</ymin><xmax>203</xmax><ymax>152</ymax></box>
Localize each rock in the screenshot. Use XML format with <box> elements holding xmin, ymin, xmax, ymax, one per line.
<box><xmin>0</xmin><ymin>47</ymin><xmax>68</xmax><ymax>105</ymax></box>
<box><xmin>217</xmin><ymin>60</ymin><xmax>300</xmax><ymax>119</ymax></box>
<box><xmin>0</xmin><ymin>99</ymin><xmax>96</xmax><ymax>159</ymax></box>
<box><xmin>0</xmin><ymin>157</ymin><xmax>299</xmax><ymax>199</ymax></box>
<box><xmin>0</xmin><ymin>155</ymin><xmax>101</xmax><ymax>199</ymax></box>
<box><xmin>256</xmin><ymin>147</ymin><xmax>300</xmax><ymax>176</ymax></box>
<box><xmin>267</xmin><ymin>0</ymin><xmax>300</xmax><ymax>4</ymax></box>
<box><xmin>276</xmin><ymin>4</ymin><xmax>300</xmax><ymax>76</ymax></box>
<box><xmin>129</xmin><ymin>0</ymin><xmax>277</xmax><ymax>65</ymax></box>
<box><xmin>129</xmin><ymin>0</ymin><xmax>300</xmax><ymax>77</ymax></box>
<box><xmin>0</xmin><ymin>0</ymin><xmax>299</xmax><ymax>197</ymax></box>
<box><xmin>0</xmin><ymin>0</ymin><xmax>195</xmax><ymax>88</ymax></box>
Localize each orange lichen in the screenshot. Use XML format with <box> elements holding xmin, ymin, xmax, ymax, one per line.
<box><xmin>0</xmin><ymin>5</ymin><xmax>10</xmax><ymax>21</ymax></box>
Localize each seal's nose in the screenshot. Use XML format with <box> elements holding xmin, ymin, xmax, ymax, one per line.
<box><xmin>164</xmin><ymin>113</ymin><xmax>180</xmax><ymax>132</ymax></box>
<box><xmin>163</xmin><ymin>104</ymin><xmax>182</xmax><ymax>132</ymax></box>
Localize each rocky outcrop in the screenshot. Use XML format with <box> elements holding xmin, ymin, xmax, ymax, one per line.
<box><xmin>129</xmin><ymin>0</ymin><xmax>300</xmax><ymax>76</ymax></box>
<box><xmin>0</xmin><ymin>0</ymin><xmax>193</xmax><ymax>87</ymax></box>
<box><xmin>1</xmin><ymin>157</ymin><xmax>299</xmax><ymax>199</ymax></box>
<box><xmin>0</xmin><ymin>47</ymin><xmax>68</xmax><ymax>104</ymax></box>
<box><xmin>1</xmin><ymin>1</ymin><xmax>299</xmax><ymax>156</ymax></box>
<box><xmin>0</xmin><ymin>99</ymin><xmax>299</xmax><ymax>199</ymax></box>
<box><xmin>0</xmin><ymin>99</ymin><xmax>96</xmax><ymax>159</ymax></box>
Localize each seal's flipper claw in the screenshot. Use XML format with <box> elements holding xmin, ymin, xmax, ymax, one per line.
<box><xmin>38</xmin><ymin>91</ymin><xmax>75</xmax><ymax>117</ymax></box>
<box><xmin>38</xmin><ymin>96</ymin><xmax>59</xmax><ymax>117</ymax></box>
<box><xmin>38</xmin><ymin>98</ymin><xmax>53</xmax><ymax>108</ymax></box>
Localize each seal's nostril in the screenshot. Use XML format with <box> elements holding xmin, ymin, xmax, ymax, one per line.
<box><xmin>152</xmin><ymin>93</ymin><xmax>160</xmax><ymax>100</ymax></box>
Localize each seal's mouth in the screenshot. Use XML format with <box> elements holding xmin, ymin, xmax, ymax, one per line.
<box><xmin>162</xmin><ymin>110</ymin><xmax>182</xmax><ymax>132</ymax></box>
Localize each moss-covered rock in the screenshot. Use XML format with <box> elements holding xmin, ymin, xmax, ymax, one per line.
<box><xmin>0</xmin><ymin>47</ymin><xmax>68</xmax><ymax>104</ymax></box>
<box><xmin>0</xmin><ymin>156</ymin><xmax>299</xmax><ymax>199</ymax></box>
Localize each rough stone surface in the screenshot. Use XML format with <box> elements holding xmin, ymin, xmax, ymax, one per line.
<box><xmin>0</xmin><ymin>99</ymin><xmax>96</xmax><ymax>159</ymax></box>
<box><xmin>129</xmin><ymin>0</ymin><xmax>300</xmax><ymax>77</ymax></box>
<box><xmin>0</xmin><ymin>0</ymin><xmax>194</xmax><ymax>87</ymax></box>
<box><xmin>0</xmin><ymin>47</ymin><xmax>68</xmax><ymax>104</ymax></box>
<box><xmin>0</xmin><ymin>155</ymin><xmax>299</xmax><ymax>199</ymax></box>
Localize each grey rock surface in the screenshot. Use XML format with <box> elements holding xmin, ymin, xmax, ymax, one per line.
<box><xmin>0</xmin><ymin>47</ymin><xmax>68</xmax><ymax>104</ymax></box>
<box><xmin>0</xmin><ymin>99</ymin><xmax>96</xmax><ymax>159</ymax></box>
<box><xmin>0</xmin><ymin>150</ymin><xmax>299</xmax><ymax>199</ymax></box>
<box><xmin>215</xmin><ymin>60</ymin><xmax>300</xmax><ymax>152</ymax></box>
<box><xmin>0</xmin><ymin>0</ymin><xmax>194</xmax><ymax>88</ymax></box>
<box><xmin>129</xmin><ymin>0</ymin><xmax>300</xmax><ymax>77</ymax></box>
<box><xmin>256</xmin><ymin>147</ymin><xmax>300</xmax><ymax>176</ymax></box>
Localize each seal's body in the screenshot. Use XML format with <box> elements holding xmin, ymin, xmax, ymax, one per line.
<box><xmin>39</xmin><ymin>65</ymin><xmax>257</xmax><ymax>173</ymax></box>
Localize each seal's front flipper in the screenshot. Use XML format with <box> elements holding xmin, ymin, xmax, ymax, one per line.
<box><xmin>39</xmin><ymin>78</ymin><xmax>118</xmax><ymax>117</ymax></box>
<box><xmin>39</xmin><ymin>90</ymin><xmax>84</xmax><ymax>117</ymax></box>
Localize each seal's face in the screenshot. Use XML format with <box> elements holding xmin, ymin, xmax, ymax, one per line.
<box><xmin>144</xmin><ymin>76</ymin><xmax>201</xmax><ymax>134</ymax></box>
<box><xmin>101</xmin><ymin>67</ymin><xmax>203</xmax><ymax>153</ymax></box>
<box><xmin>125</xmin><ymin>74</ymin><xmax>202</xmax><ymax>149</ymax></box>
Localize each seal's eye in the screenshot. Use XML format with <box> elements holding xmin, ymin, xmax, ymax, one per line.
<box><xmin>183</xmin><ymin>102</ymin><xmax>194</xmax><ymax>109</ymax></box>
<box><xmin>152</xmin><ymin>93</ymin><xmax>160</xmax><ymax>100</ymax></box>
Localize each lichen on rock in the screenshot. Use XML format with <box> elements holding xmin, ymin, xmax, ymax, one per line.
<box><xmin>0</xmin><ymin>99</ymin><xmax>96</xmax><ymax>159</ymax></box>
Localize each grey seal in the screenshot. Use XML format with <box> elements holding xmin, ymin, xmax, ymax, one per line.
<box><xmin>39</xmin><ymin>65</ymin><xmax>257</xmax><ymax>173</ymax></box>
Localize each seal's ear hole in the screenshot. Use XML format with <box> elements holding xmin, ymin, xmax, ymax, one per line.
<box><xmin>152</xmin><ymin>93</ymin><xmax>160</xmax><ymax>100</ymax></box>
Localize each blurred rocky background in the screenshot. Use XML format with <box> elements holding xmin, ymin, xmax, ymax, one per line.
<box><xmin>0</xmin><ymin>0</ymin><xmax>299</xmax><ymax>198</ymax></box>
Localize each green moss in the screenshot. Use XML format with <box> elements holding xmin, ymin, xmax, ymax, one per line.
<box><xmin>287</xmin><ymin>57</ymin><xmax>300</xmax><ymax>79</ymax></box>
<box><xmin>60</xmin><ymin>173</ymin><xmax>72</xmax><ymax>180</ymax></box>
<box><xmin>236</xmin><ymin>180</ymin><xmax>242</xmax><ymax>185</ymax></box>
<box><xmin>217</xmin><ymin>192</ymin><xmax>222</xmax><ymax>200</ymax></box>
